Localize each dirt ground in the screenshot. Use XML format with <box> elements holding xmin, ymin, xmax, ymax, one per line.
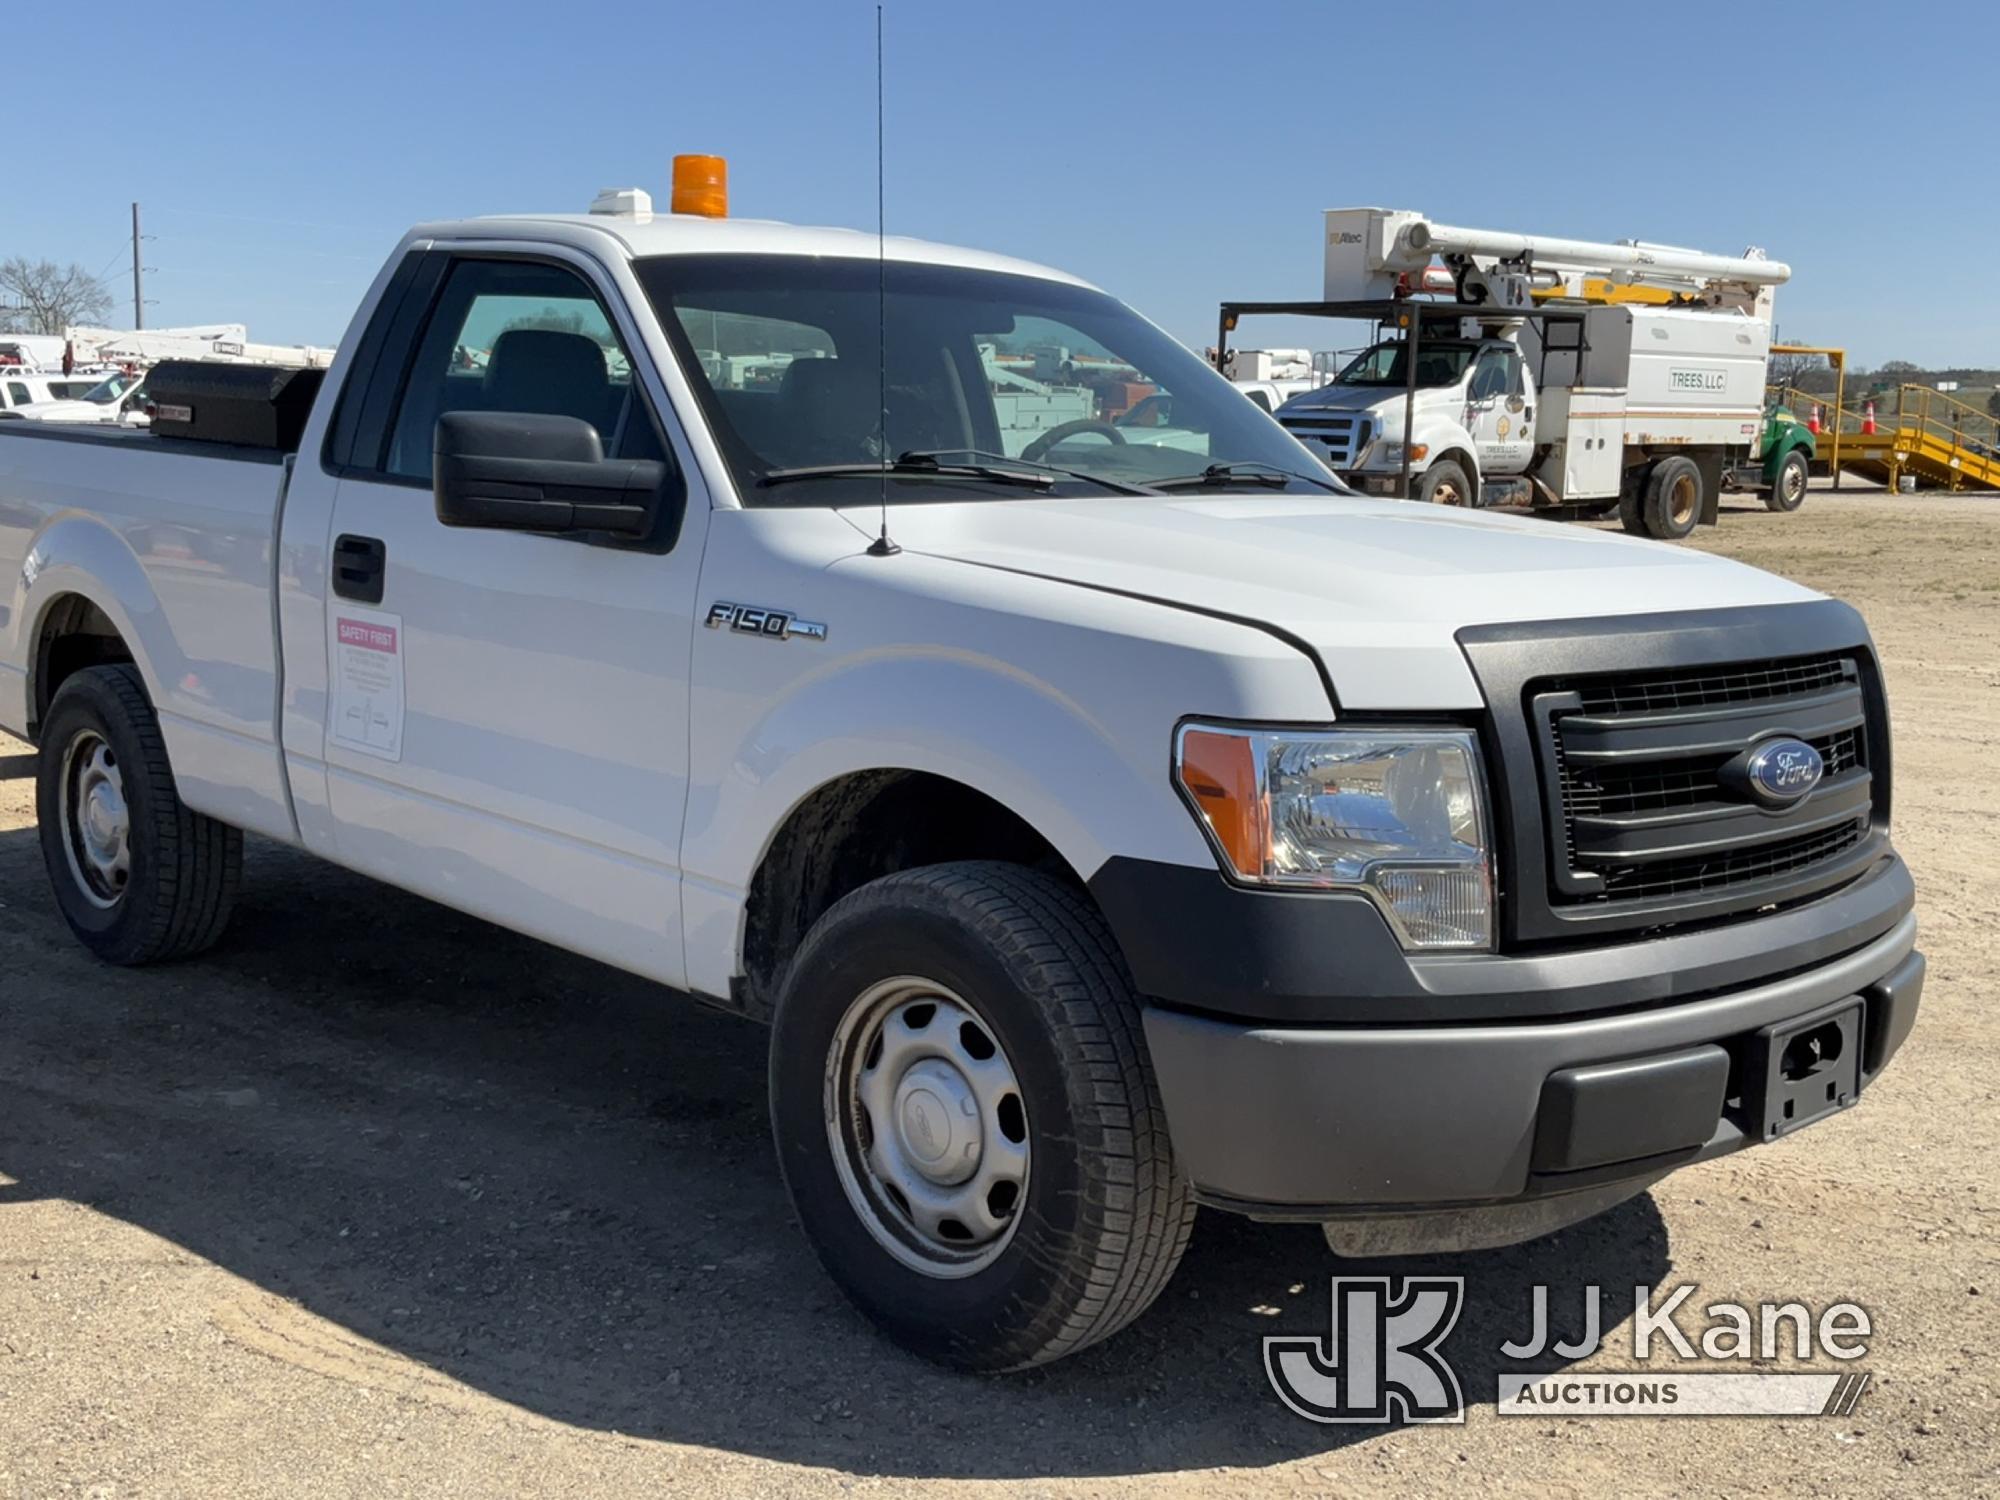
<box><xmin>0</xmin><ymin>489</ymin><xmax>1994</xmax><ymax>1498</ymax></box>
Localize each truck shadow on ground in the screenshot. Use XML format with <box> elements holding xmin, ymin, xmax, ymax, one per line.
<box><xmin>0</xmin><ymin>828</ymin><xmax>1670</xmax><ymax>1478</ymax></box>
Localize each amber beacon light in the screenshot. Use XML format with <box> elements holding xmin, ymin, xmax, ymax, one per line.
<box><xmin>671</xmin><ymin>154</ymin><xmax>729</xmax><ymax>218</ymax></box>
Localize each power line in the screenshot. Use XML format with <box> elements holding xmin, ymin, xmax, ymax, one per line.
<box><xmin>148</xmin><ymin>204</ymin><xmax>383</xmax><ymax>237</ymax></box>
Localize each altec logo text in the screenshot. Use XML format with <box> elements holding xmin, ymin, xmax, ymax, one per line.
<box><xmin>1265</xmin><ymin>1278</ymin><xmax>1874</xmax><ymax>1424</ymax></box>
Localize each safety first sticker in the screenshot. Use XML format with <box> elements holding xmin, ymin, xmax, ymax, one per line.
<box><xmin>331</xmin><ymin>609</ymin><xmax>405</xmax><ymax>761</ymax></box>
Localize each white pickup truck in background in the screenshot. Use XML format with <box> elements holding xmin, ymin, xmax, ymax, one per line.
<box><xmin>0</xmin><ymin>180</ymin><xmax>1924</xmax><ymax>1372</ymax></box>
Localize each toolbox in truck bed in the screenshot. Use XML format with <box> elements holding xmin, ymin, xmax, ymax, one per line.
<box><xmin>145</xmin><ymin>361</ymin><xmax>327</xmax><ymax>450</ymax></box>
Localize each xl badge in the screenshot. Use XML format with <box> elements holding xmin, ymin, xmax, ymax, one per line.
<box><xmin>1726</xmin><ymin>736</ymin><xmax>1825</xmax><ymax>808</ymax></box>
<box><xmin>704</xmin><ymin>601</ymin><xmax>827</xmax><ymax>642</ymax></box>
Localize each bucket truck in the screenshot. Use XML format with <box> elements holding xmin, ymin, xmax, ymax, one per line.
<box><xmin>1236</xmin><ymin>209</ymin><xmax>1800</xmax><ymax>538</ymax></box>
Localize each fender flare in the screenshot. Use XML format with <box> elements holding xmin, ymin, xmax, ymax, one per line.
<box><xmin>677</xmin><ymin>646</ymin><xmax>1228</xmax><ymax>1000</ymax></box>
<box><xmin>15</xmin><ymin>515</ymin><xmax>167</xmax><ymax>724</ymax></box>
<box><xmin>691</xmin><ymin>649</ymin><xmax>1213</xmax><ymax>898</ymax></box>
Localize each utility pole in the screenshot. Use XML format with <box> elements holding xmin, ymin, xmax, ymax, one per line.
<box><xmin>131</xmin><ymin>202</ymin><xmax>144</xmax><ymax>330</ymax></box>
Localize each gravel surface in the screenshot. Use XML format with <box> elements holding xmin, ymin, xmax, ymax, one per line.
<box><xmin>0</xmin><ymin>490</ymin><xmax>1993</xmax><ymax>1497</ymax></box>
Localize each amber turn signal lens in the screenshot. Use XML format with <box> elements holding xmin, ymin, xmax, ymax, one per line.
<box><xmin>1176</xmin><ymin>729</ymin><xmax>1266</xmax><ymax>878</ymax></box>
<box><xmin>671</xmin><ymin>154</ymin><xmax>729</xmax><ymax>218</ymax></box>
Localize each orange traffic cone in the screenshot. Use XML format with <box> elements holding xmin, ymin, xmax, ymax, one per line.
<box><xmin>1809</xmin><ymin>405</ymin><xmax>1822</xmax><ymax>435</ymax></box>
<box><xmin>1862</xmin><ymin>401</ymin><xmax>1877</xmax><ymax>435</ymax></box>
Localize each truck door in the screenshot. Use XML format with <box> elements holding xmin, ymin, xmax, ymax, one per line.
<box><xmin>315</xmin><ymin>250</ymin><xmax>706</xmax><ymax>987</ymax></box>
<box><xmin>1464</xmin><ymin>345</ymin><xmax>1533</xmax><ymax>475</ymax></box>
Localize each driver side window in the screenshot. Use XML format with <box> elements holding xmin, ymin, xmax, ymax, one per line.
<box><xmin>1469</xmin><ymin>349</ymin><xmax>1511</xmax><ymax>402</ymax></box>
<box><xmin>382</xmin><ymin>258</ymin><xmax>666</xmax><ymax>481</ymax></box>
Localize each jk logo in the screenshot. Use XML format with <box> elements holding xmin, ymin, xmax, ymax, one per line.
<box><xmin>1264</xmin><ymin>1276</ymin><xmax>1466</xmax><ymax>1424</ymax></box>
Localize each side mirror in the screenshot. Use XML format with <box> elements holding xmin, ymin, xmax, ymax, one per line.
<box><xmin>433</xmin><ymin>411</ymin><xmax>661</xmax><ymax>537</ymax></box>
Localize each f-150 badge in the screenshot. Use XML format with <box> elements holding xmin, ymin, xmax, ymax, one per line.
<box><xmin>705</xmin><ymin>601</ymin><xmax>828</xmax><ymax>642</ymax></box>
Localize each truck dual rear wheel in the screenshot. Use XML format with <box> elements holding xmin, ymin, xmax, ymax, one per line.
<box><xmin>1640</xmin><ymin>455</ymin><xmax>1704</xmax><ymax>540</ymax></box>
<box><xmin>769</xmin><ymin>861</ymin><xmax>1195</xmax><ymax>1371</ymax></box>
<box><xmin>36</xmin><ymin>664</ymin><xmax>241</xmax><ymax>965</ymax></box>
<box><xmin>1765</xmin><ymin>449</ymin><xmax>1809</xmax><ymax>512</ymax></box>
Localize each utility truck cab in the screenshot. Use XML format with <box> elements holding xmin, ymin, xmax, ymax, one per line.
<box><xmin>0</xmin><ymin>164</ymin><xmax>1923</xmax><ymax>1374</ymax></box>
<box><xmin>1282</xmin><ymin>329</ymin><xmax>1534</xmax><ymax>506</ymax></box>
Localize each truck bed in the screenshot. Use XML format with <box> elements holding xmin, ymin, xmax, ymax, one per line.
<box><xmin>0</xmin><ymin>418</ymin><xmax>299</xmax><ymax>842</ymax></box>
<box><xmin>0</xmin><ymin>416</ymin><xmax>293</xmax><ymax>465</ymax></box>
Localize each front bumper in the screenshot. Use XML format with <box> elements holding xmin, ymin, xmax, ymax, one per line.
<box><xmin>1344</xmin><ymin>470</ymin><xmax>1403</xmax><ymax>496</ymax></box>
<box><xmin>1141</xmin><ymin>909</ymin><xmax>1922</xmax><ymax>1219</ymax></box>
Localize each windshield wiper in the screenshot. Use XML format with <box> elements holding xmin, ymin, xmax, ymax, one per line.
<box><xmin>905</xmin><ymin>447</ymin><xmax>1157</xmax><ymax>497</ymax></box>
<box><xmin>1153</xmin><ymin>461</ymin><xmax>1345</xmax><ymax>494</ymax></box>
<box><xmin>759</xmin><ymin>454</ymin><xmax>1056</xmax><ymax>491</ymax></box>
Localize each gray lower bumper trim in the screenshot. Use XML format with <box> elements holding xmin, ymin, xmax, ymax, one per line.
<box><xmin>1145</xmin><ymin>913</ymin><xmax>1920</xmax><ymax>1209</ymax></box>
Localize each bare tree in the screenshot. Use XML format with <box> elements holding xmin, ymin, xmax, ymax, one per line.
<box><xmin>1767</xmin><ymin>350</ymin><xmax>1824</xmax><ymax>391</ymax></box>
<box><xmin>0</xmin><ymin>258</ymin><xmax>115</xmax><ymax>336</ymax></box>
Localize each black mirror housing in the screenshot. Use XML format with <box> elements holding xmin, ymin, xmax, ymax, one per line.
<box><xmin>433</xmin><ymin>411</ymin><xmax>660</xmax><ymax>536</ymax></box>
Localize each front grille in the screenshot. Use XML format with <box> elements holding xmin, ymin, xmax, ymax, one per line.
<box><xmin>1279</xmin><ymin>411</ymin><xmax>1368</xmax><ymax>467</ymax></box>
<box><xmin>1456</xmin><ymin>603</ymin><xmax>1892</xmax><ymax>946</ymax></box>
<box><xmin>1540</xmin><ymin>651</ymin><xmax>1876</xmax><ymax>917</ymax></box>
<box><xmin>1570</xmin><ymin>653</ymin><xmax>1849</xmax><ymax>716</ymax></box>
<box><xmin>1565</xmin><ymin>726</ymin><xmax>1864</xmax><ymax>819</ymax></box>
<box><xmin>1596</xmin><ymin>819</ymin><xmax>1869</xmax><ymax>901</ymax></box>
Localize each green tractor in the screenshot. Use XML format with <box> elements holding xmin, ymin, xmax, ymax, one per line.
<box><xmin>1758</xmin><ymin>401</ymin><xmax>1816</xmax><ymax>513</ymax></box>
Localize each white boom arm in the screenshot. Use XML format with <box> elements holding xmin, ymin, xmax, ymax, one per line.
<box><xmin>1322</xmin><ymin>207</ymin><xmax>1788</xmax><ymax>309</ymax></box>
<box><xmin>1401</xmin><ymin>220</ymin><xmax>1790</xmax><ymax>287</ymax></box>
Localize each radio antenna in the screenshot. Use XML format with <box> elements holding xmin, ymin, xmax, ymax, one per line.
<box><xmin>866</xmin><ymin>2</ymin><xmax>900</xmax><ymax>556</ymax></box>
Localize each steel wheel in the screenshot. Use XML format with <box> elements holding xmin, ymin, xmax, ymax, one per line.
<box><xmin>1767</xmin><ymin>450</ymin><xmax>1809</xmax><ymax>512</ymax></box>
<box><xmin>823</xmin><ymin>976</ymin><xmax>1030</xmax><ymax>1278</ymax></box>
<box><xmin>1668</xmin><ymin>470</ymin><xmax>1699</xmax><ymax>528</ymax></box>
<box><xmin>58</xmin><ymin>729</ymin><xmax>131</xmax><ymax>909</ymax></box>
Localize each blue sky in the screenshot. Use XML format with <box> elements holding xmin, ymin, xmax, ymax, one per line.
<box><xmin>6</xmin><ymin>0</ymin><xmax>1993</xmax><ymax>368</ymax></box>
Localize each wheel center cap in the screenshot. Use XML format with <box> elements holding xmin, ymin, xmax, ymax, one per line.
<box><xmin>893</xmin><ymin>1059</ymin><xmax>982</xmax><ymax>1185</ymax></box>
<box><xmin>84</xmin><ymin>784</ymin><xmax>124</xmax><ymax>852</ymax></box>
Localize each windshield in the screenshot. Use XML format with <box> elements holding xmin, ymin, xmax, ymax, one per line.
<box><xmin>637</xmin><ymin>255</ymin><xmax>1337</xmax><ymax>501</ymax></box>
<box><xmin>1335</xmin><ymin>339</ymin><xmax>1477</xmax><ymax>390</ymax></box>
<box><xmin>81</xmin><ymin>373</ymin><xmax>140</xmax><ymax>404</ymax></box>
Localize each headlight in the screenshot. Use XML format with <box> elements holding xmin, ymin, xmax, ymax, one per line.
<box><xmin>1378</xmin><ymin>441</ymin><xmax>1429</xmax><ymax>463</ymax></box>
<box><xmin>1173</xmin><ymin>724</ymin><xmax>1493</xmax><ymax>951</ymax></box>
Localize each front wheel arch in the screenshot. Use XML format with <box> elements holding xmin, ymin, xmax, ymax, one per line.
<box><xmin>738</xmin><ymin>769</ymin><xmax>1086</xmax><ymax>1019</ymax></box>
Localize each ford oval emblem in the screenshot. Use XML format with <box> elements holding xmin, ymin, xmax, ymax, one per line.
<box><xmin>1742</xmin><ymin>737</ymin><xmax>1825</xmax><ymax>808</ymax></box>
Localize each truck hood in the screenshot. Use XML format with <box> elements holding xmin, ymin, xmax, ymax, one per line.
<box><xmin>1281</xmin><ymin>382</ymin><xmax>1435</xmax><ymax>414</ymax></box>
<box><xmin>841</xmin><ymin>494</ymin><xmax>1820</xmax><ymax>709</ymax></box>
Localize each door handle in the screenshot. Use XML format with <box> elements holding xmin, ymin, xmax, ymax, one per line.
<box><xmin>332</xmin><ymin>533</ymin><xmax>386</xmax><ymax>604</ymax></box>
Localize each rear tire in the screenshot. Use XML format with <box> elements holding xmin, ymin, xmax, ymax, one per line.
<box><xmin>1641</xmin><ymin>455</ymin><xmax>1703</xmax><ymax>539</ymax></box>
<box><xmin>1765</xmin><ymin>448</ymin><xmax>1809</xmax><ymax>512</ymax></box>
<box><xmin>769</xmin><ymin>861</ymin><xmax>1195</xmax><ymax>1371</ymax></box>
<box><xmin>36</xmin><ymin>664</ymin><xmax>241</xmax><ymax>965</ymax></box>
<box><xmin>1617</xmin><ymin>465</ymin><xmax>1649</xmax><ymax>533</ymax></box>
<box><xmin>1415</xmin><ymin>459</ymin><xmax>1473</xmax><ymax>507</ymax></box>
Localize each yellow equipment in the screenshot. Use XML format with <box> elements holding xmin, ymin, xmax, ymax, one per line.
<box><xmin>1767</xmin><ymin>344</ymin><xmax>2000</xmax><ymax>493</ymax></box>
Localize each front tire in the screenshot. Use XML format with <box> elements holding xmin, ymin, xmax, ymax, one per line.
<box><xmin>1765</xmin><ymin>448</ymin><xmax>1809</xmax><ymax>512</ymax></box>
<box><xmin>1415</xmin><ymin>459</ymin><xmax>1472</xmax><ymax>507</ymax></box>
<box><xmin>769</xmin><ymin>862</ymin><xmax>1195</xmax><ymax>1371</ymax></box>
<box><xmin>36</xmin><ymin>664</ymin><xmax>241</xmax><ymax>965</ymax></box>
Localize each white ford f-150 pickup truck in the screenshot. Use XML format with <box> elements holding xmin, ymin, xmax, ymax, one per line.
<box><xmin>0</xmin><ymin>187</ymin><xmax>1924</xmax><ymax>1372</ymax></box>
